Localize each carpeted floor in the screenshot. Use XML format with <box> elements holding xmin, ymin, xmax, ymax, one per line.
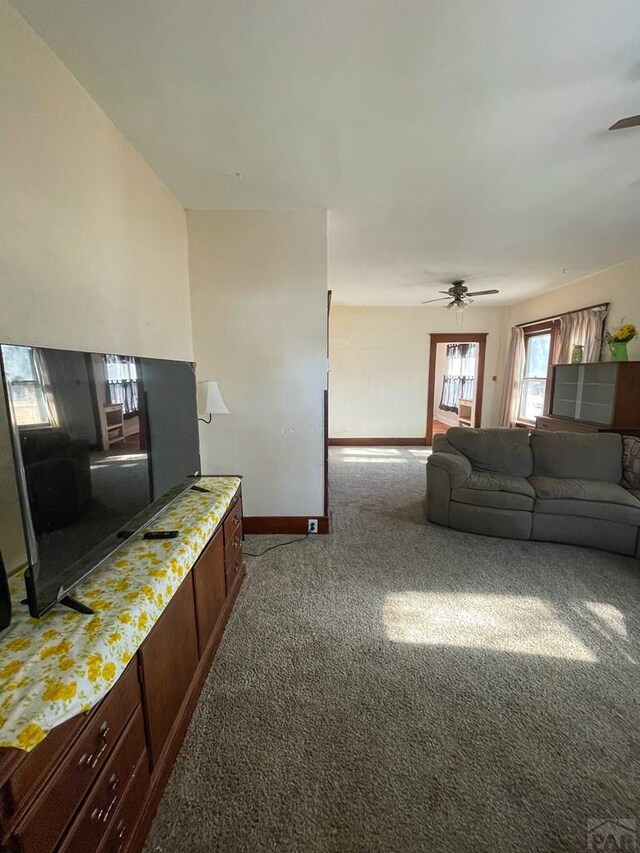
<box><xmin>144</xmin><ymin>447</ymin><xmax>640</xmax><ymax>853</ymax></box>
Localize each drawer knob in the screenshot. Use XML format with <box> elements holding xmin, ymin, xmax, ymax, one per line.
<box><xmin>79</xmin><ymin>721</ymin><xmax>110</xmax><ymax>769</ymax></box>
<box><xmin>91</xmin><ymin>773</ymin><xmax>119</xmax><ymax>824</ymax></box>
<box><xmin>116</xmin><ymin>818</ymin><xmax>127</xmax><ymax>849</ymax></box>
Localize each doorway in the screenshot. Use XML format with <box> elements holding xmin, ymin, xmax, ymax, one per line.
<box><xmin>426</xmin><ymin>333</ymin><xmax>487</xmax><ymax>445</ymax></box>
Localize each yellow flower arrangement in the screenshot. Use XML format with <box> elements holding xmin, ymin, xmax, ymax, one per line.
<box><xmin>605</xmin><ymin>321</ymin><xmax>638</xmax><ymax>344</ymax></box>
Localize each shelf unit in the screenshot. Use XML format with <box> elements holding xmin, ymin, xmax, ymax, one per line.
<box><xmin>100</xmin><ymin>403</ymin><xmax>125</xmax><ymax>449</ymax></box>
<box><xmin>457</xmin><ymin>398</ymin><xmax>474</xmax><ymax>428</ymax></box>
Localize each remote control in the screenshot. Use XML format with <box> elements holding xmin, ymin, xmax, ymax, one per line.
<box><xmin>143</xmin><ymin>530</ymin><xmax>180</xmax><ymax>540</ymax></box>
<box><xmin>191</xmin><ymin>485</ymin><xmax>211</xmax><ymax>493</ymax></box>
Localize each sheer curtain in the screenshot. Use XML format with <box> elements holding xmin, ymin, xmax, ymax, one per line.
<box><xmin>439</xmin><ymin>344</ymin><xmax>476</xmax><ymax>414</ymax></box>
<box><xmin>499</xmin><ymin>326</ymin><xmax>526</xmax><ymax>427</ymax></box>
<box><xmin>32</xmin><ymin>349</ymin><xmax>60</xmax><ymax>427</ymax></box>
<box><xmin>104</xmin><ymin>354</ymin><xmax>139</xmax><ymax>415</ymax></box>
<box><xmin>554</xmin><ymin>307</ymin><xmax>607</xmax><ymax>363</ymax></box>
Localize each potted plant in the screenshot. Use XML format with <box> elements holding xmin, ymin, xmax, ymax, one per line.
<box><xmin>604</xmin><ymin>321</ymin><xmax>638</xmax><ymax>361</ymax></box>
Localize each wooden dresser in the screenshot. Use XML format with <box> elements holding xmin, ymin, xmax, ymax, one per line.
<box><xmin>0</xmin><ymin>487</ymin><xmax>245</xmax><ymax>853</ymax></box>
<box><xmin>535</xmin><ymin>361</ymin><xmax>640</xmax><ymax>435</ymax></box>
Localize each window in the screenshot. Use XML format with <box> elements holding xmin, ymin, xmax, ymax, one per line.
<box><xmin>1</xmin><ymin>345</ymin><xmax>51</xmax><ymax>426</ymax></box>
<box><xmin>518</xmin><ymin>331</ymin><xmax>552</xmax><ymax>422</ymax></box>
<box><xmin>104</xmin><ymin>354</ymin><xmax>139</xmax><ymax>416</ymax></box>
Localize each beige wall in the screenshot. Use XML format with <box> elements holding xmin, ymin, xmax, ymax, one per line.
<box><xmin>505</xmin><ymin>256</ymin><xmax>640</xmax><ymax>361</ymax></box>
<box><xmin>188</xmin><ymin>210</ymin><xmax>328</xmax><ymax>518</ymax></box>
<box><xmin>329</xmin><ymin>306</ymin><xmax>506</xmax><ymax>438</ymax></box>
<box><xmin>0</xmin><ymin>1</ymin><xmax>192</xmax><ymax>360</ymax></box>
<box><xmin>0</xmin><ymin>1</ymin><xmax>192</xmax><ymax>573</ymax></box>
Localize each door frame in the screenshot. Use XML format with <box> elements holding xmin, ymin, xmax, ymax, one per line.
<box><xmin>426</xmin><ymin>333</ymin><xmax>487</xmax><ymax>445</ymax></box>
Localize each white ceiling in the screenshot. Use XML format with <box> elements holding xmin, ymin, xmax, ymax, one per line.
<box><xmin>11</xmin><ymin>0</ymin><xmax>640</xmax><ymax>306</ymax></box>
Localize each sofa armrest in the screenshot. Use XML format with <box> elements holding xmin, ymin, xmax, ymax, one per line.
<box><xmin>427</xmin><ymin>452</ymin><xmax>472</xmax><ymax>489</ymax></box>
<box><xmin>425</xmin><ymin>452</ymin><xmax>472</xmax><ymax>526</ymax></box>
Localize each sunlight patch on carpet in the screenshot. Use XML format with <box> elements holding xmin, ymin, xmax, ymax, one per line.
<box><xmin>383</xmin><ymin>592</ymin><xmax>600</xmax><ymax>662</ymax></box>
<box><xmin>342</xmin><ymin>457</ymin><xmax>410</xmax><ymax>464</ymax></box>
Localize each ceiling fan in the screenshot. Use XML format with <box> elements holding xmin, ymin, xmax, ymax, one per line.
<box><xmin>609</xmin><ymin>115</ymin><xmax>640</xmax><ymax>131</ymax></box>
<box><xmin>421</xmin><ymin>280</ymin><xmax>499</xmax><ymax>311</ymax></box>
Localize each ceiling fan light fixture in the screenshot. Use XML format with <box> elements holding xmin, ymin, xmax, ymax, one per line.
<box><xmin>447</xmin><ymin>299</ymin><xmax>467</xmax><ymax>312</ymax></box>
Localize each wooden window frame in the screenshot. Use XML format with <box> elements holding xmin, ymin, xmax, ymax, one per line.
<box><xmin>516</xmin><ymin>321</ymin><xmax>559</xmax><ymax>427</ymax></box>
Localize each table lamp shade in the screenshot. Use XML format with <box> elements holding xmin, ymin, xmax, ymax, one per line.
<box><xmin>198</xmin><ymin>381</ymin><xmax>230</xmax><ymax>415</ymax></box>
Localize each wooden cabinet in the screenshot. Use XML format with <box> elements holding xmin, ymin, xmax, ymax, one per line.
<box><xmin>192</xmin><ymin>529</ymin><xmax>226</xmax><ymax>656</ymax></box>
<box><xmin>548</xmin><ymin>362</ymin><xmax>640</xmax><ymax>428</ymax></box>
<box><xmin>0</xmin><ymin>485</ymin><xmax>244</xmax><ymax>853</ymax></box>
<box><xmin>138</xmin><ymin>575</ymin><xmax>199</xmax><ymax>769</ymax></box>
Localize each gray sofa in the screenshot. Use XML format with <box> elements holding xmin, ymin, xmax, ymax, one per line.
<box><xmin>426</xmin><ymin>428</ymin><xmax>640</xmax><ymax>558</ymax></box>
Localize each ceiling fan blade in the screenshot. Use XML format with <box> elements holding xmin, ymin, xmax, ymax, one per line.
<box><xmin>421</xmin><ymin>296</ymin><xmax>449</xmax><ymax>304</ymax></box>
<box><xmin>465</xmin><ymin>289</ymin><xmax>500</xmax><ymax>296</ymax></box>
<box><xmin>439</xmin><ymin>290</ymin><xmax>453</xmax><ymax>295</ymax></box>
<box><xmin>609</xmin><ymin>115</ymin><xmax>640</xmax><ymax>131</ymax></box>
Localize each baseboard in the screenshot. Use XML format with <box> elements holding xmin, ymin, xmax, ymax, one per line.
<box><xmin>244</xmin><ymin>516</ymin><xmax>330</xmax><ymax>534</ymax></box>
<box><xmin>328</xmin><ymin>437</ymin><xmax>427</xmax><ymax>446</ymax></box>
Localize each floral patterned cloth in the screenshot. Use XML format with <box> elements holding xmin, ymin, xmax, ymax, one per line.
<box><xmin>0</xmin><ymin>477</ymin><xmax>241</xmax><ymax>752</ymax></box>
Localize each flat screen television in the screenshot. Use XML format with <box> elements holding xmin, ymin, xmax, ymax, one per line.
<box><xmin>0</xmin><ymin>343</ymin><xmax>200</xmax><ymax>618</ymax></box>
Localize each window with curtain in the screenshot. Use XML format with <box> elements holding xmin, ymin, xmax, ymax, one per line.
<box><xmin>439</xmin><ymin>343</ymin><xmax>476</xmax><ymax>414</ymax></box>
<box><xmin>1</xmin><ymin>345</ymin><xmax>57</xmax><ymax>426</ymax></box>
<box><xmin>104</xmin><ymin>354</ymin><xmax>139</xmax><ymax>416</ymax></box>
<box><xmin>518</xmin><ymin>331</ymin><xmax>552</xmax><ymax>422</ymax></box>
<box><xmin>500</xmin><ymin>303</ymin><xmax>608</xmax><ymax>427</ymax></box>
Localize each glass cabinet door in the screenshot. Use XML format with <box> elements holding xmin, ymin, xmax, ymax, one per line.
<box><xmin>551</xmin><ymin>365</ymin><xmax>580</xmax><ymax>418</ymax></box>
<box><xmin>551</xmin><ymin>363</ymin><xmax>617</xmax><ymax>424</ymax></box>
<box><xmin>576</xmin><ymin>362</ymin><xmax>617</xmax><ymax>424</ymax></box>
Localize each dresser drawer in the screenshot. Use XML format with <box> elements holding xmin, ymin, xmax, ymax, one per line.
<box><xmin>9</xmin><ymin>662</ymin><xmax>140</xmax><ymax>853</ymax></box>
<box><xmin>0</xmin><ymin>714</ymin><xmax>84</xmax><ymax>832</ymax></box>
<box><xmin>96</xmin><ymin>751</ymin><xmax>150</xmax><ymax>853</ymax></box>
<box><xmin>58</xmin><ymin>709</ymin><xmax>146</xmax><ymax>853</ymax></box>
<box><xmin>223</xmin><ymin>498</ymin><xmax>242</xmax><ymax>546</ymax></box>
<box><xmin>224</xmin><ymin>526</ymin><xmax>243</xmax><ymax>569</ymax></box>
<box><xmin>225</xmin><ymin>550</ymin><xmax>244</xmax><ymax>593</ymax></box>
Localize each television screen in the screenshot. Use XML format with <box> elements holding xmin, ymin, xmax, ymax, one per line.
<box><xmin>0</xmin><ymin>344</ymin><xmax>200</xmax><ymax>617</ymax></box>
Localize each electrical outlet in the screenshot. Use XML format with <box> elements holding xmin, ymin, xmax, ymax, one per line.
<box><xmin>308</xmin><ymin>519</ymin><xmax>318</xmax><ymax>534</ymax></box>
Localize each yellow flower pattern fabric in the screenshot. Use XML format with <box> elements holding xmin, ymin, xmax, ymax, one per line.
<box><xmin>0</xmin><ymin>477</ymin><xmax>240</xmax><ymax>752</ymax></box>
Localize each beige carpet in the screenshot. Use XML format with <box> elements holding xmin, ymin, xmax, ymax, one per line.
<box><xmin>144</xmin><ymin>446</ymin><xmax>640</xmax><ymax>853</ymax></box>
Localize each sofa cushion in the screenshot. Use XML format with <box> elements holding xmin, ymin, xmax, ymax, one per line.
<box><xmin>530</xmin><ymin>431</ymin><xmax>622</xmax><ymax>483</ymax></box>
<box><xmin>622</xmin><ymin>436</ymin><xmax>640</xmax><ymax>489</ymax></box>
<box><xmin>466</xmin><ymin>471</ymin><xmax>535</xmax><ymax>497</ymax></box>
<box><xmin>445</xmin><ymin>428</ymin><xmax>533</xmax><ymax>477</ymax></box>
<box><xmin>452</xmin><ymin>472</ymin><xmax>534</xmax><ymax>512</ymax></box>
<box><xmin>452</xmin><ymin>488</ymin><xmax>533</xmax><ymax>512</ymax></box>
<box><xmin>530</xmin><ymin>476</ymin><xmax>637</xmax><ymax>504</ymax></box>
<box><xmin>530</xmin><ymin>476</ymin><xmax>640</xmax><ymax>525</ymax></box>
